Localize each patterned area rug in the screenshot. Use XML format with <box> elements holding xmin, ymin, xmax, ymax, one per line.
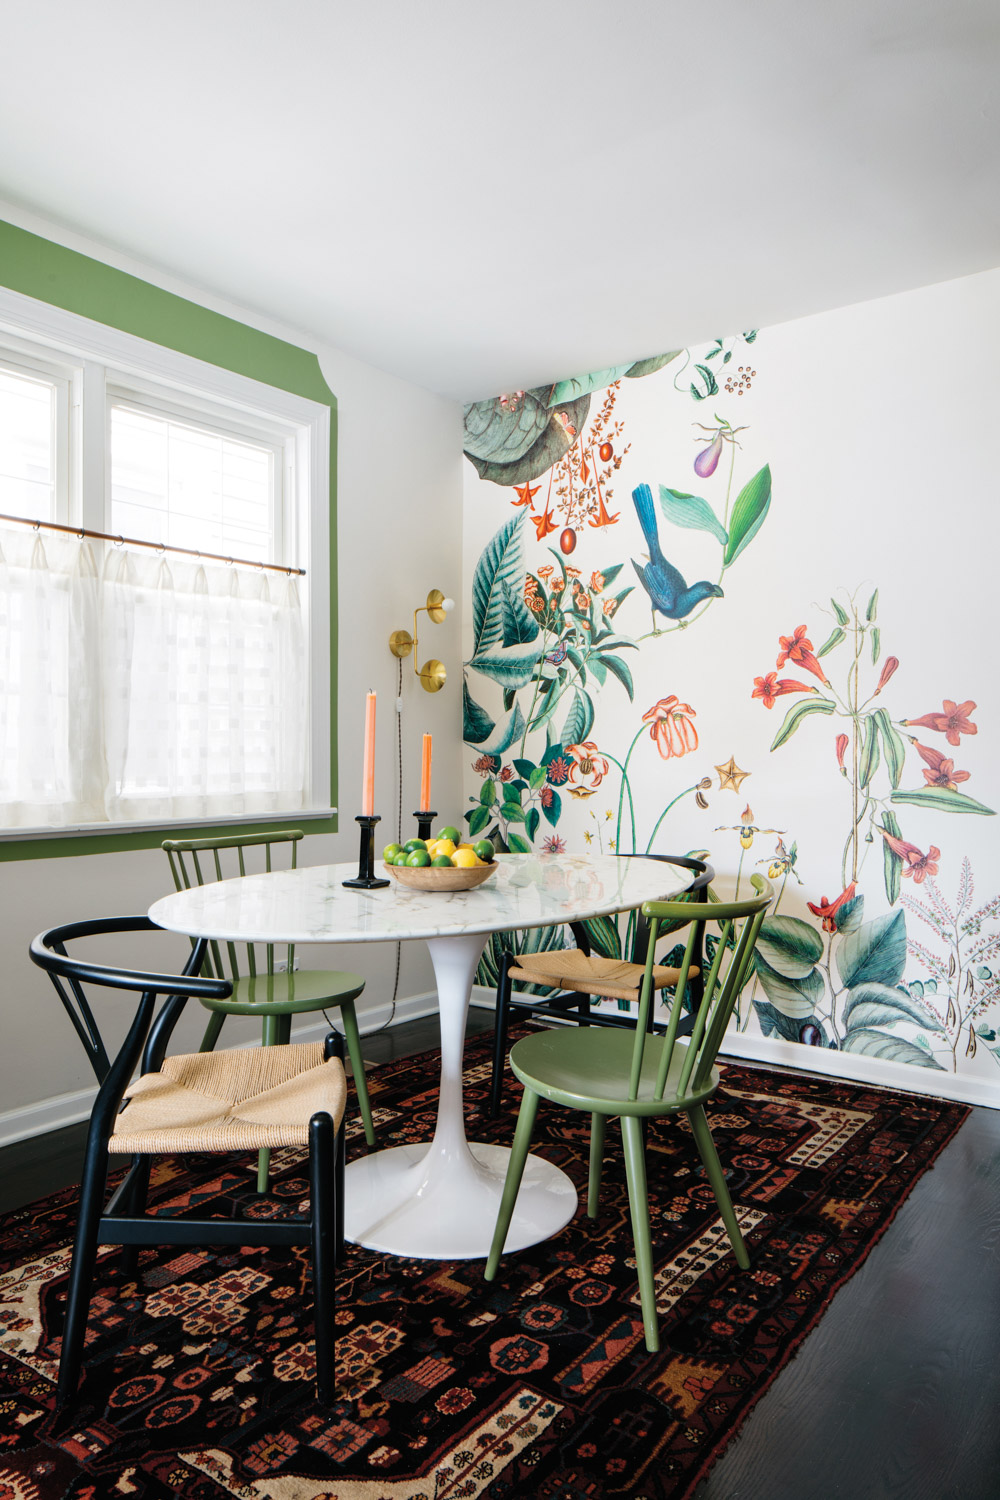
<box><xmin>0</xmin><ymin>1030</ymin><xmax>968</xmax><ymax>1499</ymax></box>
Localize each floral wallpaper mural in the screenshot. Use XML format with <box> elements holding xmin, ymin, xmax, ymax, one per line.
<box><xmin>461</xmin><ymin>270</ymin><xmax>999</xmax><ymax>1105</ymax></box>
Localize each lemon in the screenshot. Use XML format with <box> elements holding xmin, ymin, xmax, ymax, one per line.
<box><xmin>435</xmin><ymin>838</ymin><xmax>457</xmax><ymax>858</ymax></box>
<box><xmin>452</xmin><ymin>848</ymin><xmax>479</xmax><ymax>868</ymax></box>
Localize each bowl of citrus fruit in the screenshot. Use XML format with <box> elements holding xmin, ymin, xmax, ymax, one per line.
<box><xmin>383</xmin><ymin>827</ymin><xmax>497</xmax><ymax>891</ymax></box>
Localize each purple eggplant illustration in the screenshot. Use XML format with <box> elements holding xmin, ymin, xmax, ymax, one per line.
<box><xmin>694</xmin><ymin>432</ymin><xmax>724</xmax><ymax>478</ymax></box>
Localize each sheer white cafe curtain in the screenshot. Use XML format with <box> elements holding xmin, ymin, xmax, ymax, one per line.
<box><xmin>0</xmin><ymin>525</ymin><xmax>308</xmax><ymax>828</ymax></box>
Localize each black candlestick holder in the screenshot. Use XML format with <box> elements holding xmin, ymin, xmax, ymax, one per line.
<box><xmin>343</xmin><ymin>814</ymin><xmax>390</xmax><ymax>889</ymax></box>
<box><xmin>414</xmin><ymin>810</ymin><xmax>436</xmax><ymax>842</ymax></box>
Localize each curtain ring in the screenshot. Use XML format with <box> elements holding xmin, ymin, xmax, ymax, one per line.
<box><xmin>78</xmin><ymin>528</ymin><xmax>86</xmax><ymax>540</ymax></box>
<box><xmin>32</xmin><ymin>520</ymin><xmax>40</xmax><ymax>532</ymax></box>
<box><xmin>114</xmin><ymin>535</ymin><xmax>125</xmax><ymax>548</ymax></box>
<box><xmin>157</xmin><ymin>541</ymin><xmax>166</xmax><ymax>553</ymax></box>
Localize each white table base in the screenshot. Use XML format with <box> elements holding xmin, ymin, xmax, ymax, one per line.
<box><xmin>343</xmin><ymin>930</ymin><xmax>578</xmax><ymax>1259</ymax></box>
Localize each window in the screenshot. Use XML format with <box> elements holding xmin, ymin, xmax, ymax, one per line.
<box><xmin>0</xmin><ymin>288</ymin><xmax>330</xmax><ymax>836</ymax></box>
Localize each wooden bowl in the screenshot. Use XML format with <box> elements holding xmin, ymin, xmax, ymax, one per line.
<box><xmin>385</xmin><ymin>860</ymin><xmax>496</xmax><ymax>891</ymax></box>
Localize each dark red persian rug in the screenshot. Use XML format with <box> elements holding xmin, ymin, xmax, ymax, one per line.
<box><xmin>0</xmin><ymin>1030</ymin><xmax>968</xmax><ymax>1499</ymax></box>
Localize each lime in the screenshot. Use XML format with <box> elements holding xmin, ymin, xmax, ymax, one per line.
<box><xmin>436</xmin><ymin>825</ymin><xmax>461</xmax><ymax>844</ymax></box>
<box><xmin>406</xmin><ymin>849</ymin><xmax>431</xmax><ymax>867</ymax></box>
<box><xmin>431</xmin><ymin>855</ymin><xmax>454</xmax><ymax>868</ymax></box>
<box><xmin>393</xmin><ymin>851</ymin><xmax>411</xmax><ymax>865</ymax></box>
<box><xmin>403</xmin><ymin>838</ymin><xmax>427</xmax><ymax>853</ymax></box>
<box><xmin>383</xmin><ymin>842</ymin><xmax>402</xmax><ymax>862</ymax></box>
<box><xmin>472</xmin><ymin>840</ymin><xmax>495</xmax><ymax>862</ymax></box>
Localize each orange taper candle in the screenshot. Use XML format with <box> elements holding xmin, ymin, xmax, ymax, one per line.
<box><xmin>362</xmin><ymin>691</ymin><xmax>376</xmax><ymax>817</ymax></box>
<box><xmin>420</xmin><ymin>733</ymin><xmax>432</xmax><ymax>812</ymax></box>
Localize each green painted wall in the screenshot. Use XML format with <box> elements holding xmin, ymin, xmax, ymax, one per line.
<box><xmin>0</xmin><ymin>220</ymin><xmax>338</xmax><ymax>859</ymax></box>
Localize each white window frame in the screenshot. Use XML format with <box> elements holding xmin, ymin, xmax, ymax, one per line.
<box><xmin>0</xmin><ymin>284</ymin><xmax>332</xmax><ymax>838</ymax></box>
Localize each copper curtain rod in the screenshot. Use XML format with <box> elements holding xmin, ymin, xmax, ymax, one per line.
<box><xmin>0</xmin><ymin>511</ymin><xmax>306</xmax><ymax>577</ymax></box>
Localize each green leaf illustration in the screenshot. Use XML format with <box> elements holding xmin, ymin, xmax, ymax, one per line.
<box><xmin>891</xmin><ymin>786</ymin><xmax>996</xmax><ymax>816</ymax></box>
<box><xmin>770</xmin><ymin>695</ymin><xmax>836</xmax><ymax>750</ymax></box>
<box><xmin>470</xmin><ymin>703</ymin><xmax>526</xmax><ymax>758</ymax></box>
<box><xmin>528</xmin><ymin>765</ymin><xmax>548</xmax><ymax>791</ymax></box>
<box><xmin>561</xmin><ymin>689</ymin><xmax>594</xmax><ymax>748</ymax></box>
<box><xmin>500</xmin><ymin>581</ymin><xmax>540</xmax><ymax>648</ymax></box>
<box><xmin>843</xmin><ymin>982</ymin><xmax>943</xmax><ymax>1034</ymax></box>
<box><xmin>866</xmin><ymin>588</ymin><xmax>879</xmax><ymax>622</ymax></box>
<box><xmin>471</xmin><ymin>513</ymin><xmax>526</xmax><ymax>659</ymax></box>
<box><xmin>502</xmin><ymin>802</ymin><xmax>526</xmax><ymax>824</ymax></box>
<box><xmin>817</xmin><ymin>627</ymin><xmax>846</xmax><ymax>658</ymax></box>
<box><xmin>836</xmin><ymin>909</ymin><xmax>907</xmax><ymax>990</ymax></box>
<box><xmin>831</xmin><ymin>598</ymin><xmax>849</xmax><ymax>626</ymax></box>
<box><xmin>466</xmin><ymin>394</ymin><xmax>592</xmax><ymax>486</ymax></box>
<box><xmin>881</xmin><ymin>809</ymin><xmax>904</xmax><ymax>904</ymax></box>
<box><xmin>587</xmin><ymin>656</ymin><xmax>606</xmax><ymax>687</ymax></box>
<box><xmin>602</xmin><ymin>654</ymin><xmax>635</xmax><ymax>700</ymax></box>
<box><xmin>525</xmin><ymin>807</ymin><xmax>540</xmax><ymax>842</ymax></box>
<box><xmin>507</xmin><ymin>832</ymin><xmax>533</xmax><ymax>853</ymax></box>
<box><xmin>542</xmin><ymin>789</ymin><xmax>562</xmax><ymax>827</ymax></box>
<box><xmin>579</xmin><ymin>914</ymin><xmax>623</xmax><ymax>959</ymax></box>
<box><xmin>872</xmin><ymin>708</ymin><xmax>906</xmax><ymax>789</ymax></box>
<box><xmin>871</xmin><ymin>626</ymin><xmax>881</xmax><ymax>664</ymax></box>
<box><xmin>753</xmin><ymin>1000</ymin><xmax>826</xmax><ymax>1045</ymax></box>
<box><xmin>842</xmin><ymin>1028</ymin><xmax>944</xmax><ymax>1069</ymax></box>
<box><xmin>463</xmin><ymin>681</ymin><xmax>496</xmax><ymax>746</ymax></box>
<box><xmin>480</xmin><ymin>779</ymin><xmax>496</xmax><ymax>807</ymax></box>
<box><xmin>753</xmin><ymin>954</ymin><xmax>824</xmax><ymax>1018</ymax></box>
<box><xmin>690</xmin><ymin>364</ymin><xmax>719</xmax><ymax>400</ymax></box>
<box><xmin>756</xmin><ymin>915</ymin><xmax>824</xmax><ymax>978</ymax></box>
<box><xmin>549</xmin><ymin>366</ymin><xmax>634</xmax><ymax>404</ymax></box>
<box><xmin>859</xmin><ymin>714</ymin><xmax>881</xmax><ymax>788</ymax></box>
<box><xmin>468</xmin><ymin>805</ymin><xmax>491</xmax><ymax>837</ymax></box>
<box><xmin>469</xmin><ymin>640</ymin><xmax>544</xmax><ymax>689</ymax></box>
<box><xmin>723</xmin><ymin>464</ymin><xmax>772</xmax><ymax>567</ymax></box>
<box><xmin>834</xmin><ymin>893</ymin><xmax>865</xmax><ymax>934</ymax></box>
<box><xmin>625</xmin><ymin>352</ymin><xmax>682</xmax><ymax>379</ymax></box>
<box><xmin>657</xmin><ymin>485</ymin><xmax>729</xmax><ymax>546</ymax></box>
<box><xmin>463</xmin><ymin>390</ymin><xmax>549</xmax><ymax>464</ymax></box>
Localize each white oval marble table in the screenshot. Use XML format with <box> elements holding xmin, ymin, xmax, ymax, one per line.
<box><xmin>149</xmin><ymin>852</ymin><xmax>687</xmax><ymax>1261</ymax></box>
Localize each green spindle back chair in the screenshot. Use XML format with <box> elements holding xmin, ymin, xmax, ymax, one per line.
<box><xmin>485</xmin><ymin>874</ymin><xmax>774</xmax><ymax>1352</ymax></box>
<box><xmin>162</xmin><ymin>831</ymin><xmax>375</xmax><ymax>1189</ymax></box>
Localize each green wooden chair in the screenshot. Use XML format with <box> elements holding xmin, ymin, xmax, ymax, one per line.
<box><xmin>162</xmin><ymin>831</ymin><xmax>376</xmax><ymax>1190</ymax></box>
<box><xmin>484</xmin><ymin>874</ymin><xmax>774</xmax><ymax>1352</ymax></box>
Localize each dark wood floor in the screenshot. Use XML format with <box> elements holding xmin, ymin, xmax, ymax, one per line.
<box><xmin>3</xmin><ymin>1011</ymin><xmax>999</xmax><ymax>1499</ymax></box>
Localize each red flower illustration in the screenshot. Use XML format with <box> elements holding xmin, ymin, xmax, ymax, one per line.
<box><xmin>545</xmin><ymin>756</ymin><xmax>571</xmax><ymax>786</ymax></box>
<box><xmin>511</xmin><ymin>480</ymin><xmax>540</xmax><ymax>508</ymax></box>
<box><xmin>835</xmin><ymin>733</ymin><xmax>849</xmax><ymax>771</ymax></box>
<box><xmin>471</xmin><ymin>754</ymin><xmax>499</xmax><ymax>776</ymax></box>
<box><xmin>807</xmin><ymin>882</ymin><xmax>857</xmax><ymax>933</ymax></box>
<box><xmin>542</xmin><ymin>834</ymin><xmax>567</xmax><ymax>854</ymax></box>
<box><xmin>539</xmin><ymin>785</ymin><xmax>554</xmax><ymax>808</ymax></box>
<box><xmin>533</xmin><ymin>506</ymin><xmax>558</xmax><ymax>541</ymax></box>
<box><xmin>776</xmin><ymin>625</ymin><xmax>827</xmax><ymax>684</ymax></box>
<box><xmin>876</xmin><ymin>828</ymin><xmax>940</xmax><ymax>883</ymax></box>
<box><xmin>590</xmin><ymin>571</ymin><xmax>605</xmax><ymax>594</ymax></box>
<box><xmin>499</xmin><ymin>765</ymin><xmax>514</xmax><ymax>782</ymax></box>
<box><xmin>915</xmin><ymin>742</ymin><xmax>970</xmax><ymax>789</ymax></box>
<box><xmin>905</xmin><ymin>699</ymin><xmax>978</xmax><ymax>747</ymax></box>
<box><xmin>642</xmin><ymin>696</ymin><xmax>698</xmax><ymax>759</ymax></box>
<box><xmin>565</xmin><ymin>741</ymin><xmax>610</xmax><ymax>798</ymax></box>
<box><xmin>873</xmin><ymin>656</ymin><xmax>899</xmax><ymax>695</ymax></box>
<box><xmin>536</xmin><ymin>564</ymin><xmax>554</xmax><ymax>580</ymax></box>
<box><xmin>752</xmin><ymin>672</ymin><xmax>813</xmax><ymax>710</ymax></box>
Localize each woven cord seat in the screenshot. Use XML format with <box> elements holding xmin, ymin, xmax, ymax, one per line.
<box><xmin>30</xmin><ymin>915</ymin><xmax>345</xmax><ymax>1408</ymax></box>
<box><xmin>508</xmin><ymin>951</ymin><xmax>701</xmax><ymax>1004</ymax></box>
<box><xmin>110</xmin><ymin>1041</ymin><xmax>346</xmax><ymax>1155</ymax></box>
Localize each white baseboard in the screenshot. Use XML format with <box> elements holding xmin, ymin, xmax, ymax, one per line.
<box><xmin>471</xmin><ymin>986</ymin><xmax>1000</xmax><ymax>1111</ymax></box>
<box><xmin>0</xmin><ymin>989</ymin><xmax>440</xmax><ymax>1149</ymax></box>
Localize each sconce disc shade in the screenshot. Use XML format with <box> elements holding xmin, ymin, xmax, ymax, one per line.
<box><xmin>419</xmin><ymin>659</ymin><xmax>447</xmax><ymax>692</ymax></box>
<box><xmin>389</xmin><ymin>629</ymin><xmax>414</xmax><ymax>659</ymax></box>
<box><xmin>425</xmin><ymin>589</ymin><xmax>450</xmax><ymax>625</ymax></box>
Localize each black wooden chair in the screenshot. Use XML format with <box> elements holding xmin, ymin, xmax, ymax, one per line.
<box><xmin>488</xmin><ymin>854</ymin><xmax>714</xmax><ymax>1116</ymax></box>
<box><xmin>30</xmin><ymin>915</ymin><xmax>344</xmax><ymax>1407</ymax></box>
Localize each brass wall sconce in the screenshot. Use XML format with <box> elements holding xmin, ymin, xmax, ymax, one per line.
<box><xmin>389</xmin><ymin>589</ymin><xmax>455</xmax><ymax>692</ymax></box>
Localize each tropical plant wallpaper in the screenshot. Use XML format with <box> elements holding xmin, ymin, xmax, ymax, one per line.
<box><xmin>460</xmin><ymin>270</ymin><xmax>999</xmax><ymax>1103</ymax></box>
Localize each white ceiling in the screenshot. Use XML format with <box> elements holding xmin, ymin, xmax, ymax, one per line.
<box><xmin>2</xmin><ymin>0</ymin><xmax>997</xmax><ymax>401</ymax></box>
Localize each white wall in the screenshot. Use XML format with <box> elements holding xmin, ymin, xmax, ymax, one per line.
<box><xmin>0</xmin><ymin>207</ymin><xmax>464</xmax><ymax>1139</ymax></box>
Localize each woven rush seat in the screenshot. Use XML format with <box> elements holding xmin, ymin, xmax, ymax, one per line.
<box><xmin>509</xmin><ymin>950</ymin><xmax>700</xmax><ymax>1004</ymax></box>
<box><xmin>110</xmin><ymin>1041</ymin><xmax>347</xmax><ymax>1156</ymax></box>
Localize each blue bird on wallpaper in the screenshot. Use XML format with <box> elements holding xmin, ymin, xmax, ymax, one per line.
<box><xmin>630</xmin><ymin>483</ymin><xmax>724</xmax><ymax>628</ymax></box>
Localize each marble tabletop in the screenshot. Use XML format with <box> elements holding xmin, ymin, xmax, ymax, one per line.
<box><xmin>148</xmin><ymin>852</ymin><xmax>688</xmax><ymax>946</ymax></box>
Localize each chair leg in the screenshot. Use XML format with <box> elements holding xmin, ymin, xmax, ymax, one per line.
<box><xmin>489</xmin><ymin>953</ymin><xmax>514</xmax><ymax>1119</ymax></box>
<box><xmin>119</xmin><ymin>1155</ymin><xmax>152</xmax><ymax>1277</ymax></box>
<box><xmin>198</xmin><ymin>1009</ymin><xmax>226</xmax><ymax>1052</ymax></box>
<box><xmin>324</xmin><ymin>1032</ymin><xmax>347</xmax><ymax>1264</ymax></box>
<box><xmin>57</xmin><ymin>1138</ymin><xmax>111</xmax><ymax>1407</ymax></box>
<box><xmin>587</xmin><ymin>1112</ymin><xmax>606</xmax><ymax>1217</ymax></box>
<box><xmin>484</xmin><ymin>1088</ymin><xmax>540</xmax><ymax>1279</ymax></box>
<box><xmin>688</xmin><ymin>1104</ymin><xmax>749</xmax><ymax>1269</ymax></box>
<box><xmin>309</xmin><ymin>1111</ymin><xmax>337</xmax><ymax>1403</ymax></box>
<box><xmin>339</xmin><ymin>1001</ymin><xmax>376</xmax><ymax>1148</ymax></box>
<box><xmin>621</xmin><ymin>1114</ymin><xmax>660</xmax><ymax>1353</ymax></box>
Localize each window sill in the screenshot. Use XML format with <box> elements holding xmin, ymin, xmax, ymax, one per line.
<box><xmin>0</xmin><ymin>808</ymin><xmax>338</xmax><ymax>861</ymax></box>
